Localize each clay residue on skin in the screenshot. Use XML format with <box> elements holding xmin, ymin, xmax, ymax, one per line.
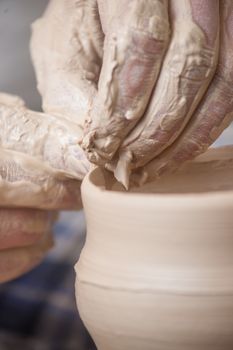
<box><xmin>112</xmin><ymin>0</ymin><xmax>219</xmax><ymax>188</ymax></box>
<box><xmin>190</xmin><ymin>0</ymin><xmax>219</xmax><ymax>46</ymax></box>
<box><xmin>0</xmin><ymin>147</ymin><xmax>83</xmax><ymax>209</ymax></box>
<box><xmin>0</xmin><ymin>93</ymin><xmax>90</xmax><ymax>179</ymax></box>
<box><xmin>0</xmin><ymin>93</ymin><xmax>90</xmax><ymax>209</ymax></box>
<box><xmin>124</xmin><ymin>0</ymin><xmax>233</xmax><ymax>185</ymax></box>
<box><xmin>80</xmin><ymin>0</ymin><xmax>220</xmax><ymax>189</ymax></box>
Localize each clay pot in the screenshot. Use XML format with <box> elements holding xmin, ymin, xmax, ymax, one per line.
<box><xmin>75</xmin><ymin>146</ymin><xmax>233</xmax><ymax>350</ymax></box>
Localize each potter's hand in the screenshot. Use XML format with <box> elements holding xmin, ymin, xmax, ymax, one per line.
<box><xmin>0</xmin><ymin>94</ymin><xmax>89</xmax><ymax>282</ymax></box>
<box><xmin>81</xmin><ymin>0</ymin><xmax>233</xmax><ymax>188</ymax></box>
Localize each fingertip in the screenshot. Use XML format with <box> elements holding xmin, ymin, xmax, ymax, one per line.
<box><xmin>114</xmin><ymin>151</ymin><xmax>133</xmax><ymax>189</ymax></box>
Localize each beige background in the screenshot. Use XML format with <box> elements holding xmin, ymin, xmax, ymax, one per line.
<box><xmin>0</xmin><ymin>0</ymin><xmax>48</xmax><ymax>110</ymax></box>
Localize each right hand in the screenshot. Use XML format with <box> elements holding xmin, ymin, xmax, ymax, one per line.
<box><xmin>0</xmin><ymin>209</ymin><xmax>54</xmax><ymax>283</ymax></box>
<box><xmin>0</xmin><ymin>94</ymin><xmax>90</xmax><ymax>282</ymax></box>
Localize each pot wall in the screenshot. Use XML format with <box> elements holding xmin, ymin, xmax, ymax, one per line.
<box><xmin>75</xmin><ymin>148</ymin><xmax>233</xmax><ymax>350</ymax></box>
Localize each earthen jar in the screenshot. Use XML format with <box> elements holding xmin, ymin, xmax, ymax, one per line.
<box><xmin>75</xmin><ymin>146</ymin><xmax>233</xmax><ymax>350</ymax></box>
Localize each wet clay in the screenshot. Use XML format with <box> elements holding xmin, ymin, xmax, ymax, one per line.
<box><xmin>75</xmin><ymin>146</ymin><xmax>233</xmax><ymax>350</ymax></box>
<box><xmin>81</xmin><ymin>0</ymin><xmax>219</xmax><ymax>189</ymax></box>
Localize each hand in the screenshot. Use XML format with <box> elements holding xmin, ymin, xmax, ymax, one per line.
<box><xmin>0</xmin><ymin>94</ymin><xmax>90</xmax><ymax>282</ymax></box>
<box><xmin>33</xmin><ymin>1</ymin><xmax>233</xmax><ymax>188</ymax></box>
<box><xmin>30</xmin><ymin>0</ymin><xmax>103</xmax><ymax>126</ymax></box>
<box><xmin>85</xmin><ymin>0</ymin><xmax>233</xmax><ymax>188</ymax></box>
<box><xmin>87</xmin><ymin>0</ymin><xmax>233</xmax><ymax>188</ymax></box>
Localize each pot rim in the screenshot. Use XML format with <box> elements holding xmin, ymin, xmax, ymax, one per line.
<box><xmin>82</xmin><ymin>168</ymin><xmax>233</xmax><ymax>211</ymax></box>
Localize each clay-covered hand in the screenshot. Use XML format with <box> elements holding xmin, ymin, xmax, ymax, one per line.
<box><xmin>84</xmin><ymin>0</ymin><xmax>233</xmax><ymax>188</ymax></box>
<box><xmin>0</xmin><ymin>93</ymin><xmax>89</xmax><ymax>282</ymax></box>
<box><xmin>0</xmin><ymin>209</ymin><xmax>54</xmax><ymax>283</ymax></box>
<box><xmin>31</xmin><ymin>0</ymin><xmax>233</xmax><ymax>188</ymax></box>
<box><xmin>130</xmin><ymin>0</ymin><xmax>233</xmax><ymax>186</ymax></box>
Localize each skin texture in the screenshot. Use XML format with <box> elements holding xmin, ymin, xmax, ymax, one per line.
<box><xmin>0</xmin><ymin>94</ymin><xmax>90</xmax><ymax>209</ymax></box>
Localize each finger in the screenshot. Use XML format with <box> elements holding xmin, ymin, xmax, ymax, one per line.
<box><xmin>131</xmin><ymin>1</ymin><xmax>233</xmax><ymax>185</ymax></box>
<box><xmin>0</xmin><ymin>148</ymin><xmax>83</xmax><ymax>210</ymax></box>
<box><xmin>0</xmin><ymin>95</ymin><xmax>90</xmax><ymax>180</ymax></box>
<box><xmin>0</xmin><ymin>231</ymin><xmax>53</xmax><ymax>283</ymax></box>
<box><xmin>82</xmin><ymin>0</ymin><xmax>170</xmax><ymax>163</ymax></box>
<box><xmin>0</xmin><ymin>209</ymin><xmax>53</xmax><ymax>250</ymax></box>
<box><xmin>115</xmin><ymin>0</ymin><xmax>219</xmax><ymax>188</ymax></box>
<box><xmin>31</xmin><ymin>0</ymin><xmax>103</xmax><ymax>124</ymax></box>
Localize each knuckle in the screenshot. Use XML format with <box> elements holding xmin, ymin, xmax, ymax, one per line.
<box><xmin>215</xmin><ymin>61</ymin><xmax>233</xmax><ymax>87</ymax></box>
<box><xmin>168</xmin><ymin>25</ymin><xmax>217</xmax><ymax>83</ymax></box>
<box><xmin>128</xmin><ymin>0</ymin><xmax>170</xmax><ymax>42</ymax></box>
<box><xmin>131</xmin><ymin>16</ymin><xmax>170</xmax><ymax>44</ymax></box>
<box><xmin>112</xmin><ymin>0</ymin><xmax>170</xmax><ymax>57</ymax></box>
<box><xmin>173</xmin><ymin>48</ymin><xmax>216</xmax><ymax>83</ymax></box>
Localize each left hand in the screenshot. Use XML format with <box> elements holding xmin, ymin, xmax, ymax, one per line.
<box><xmin>0</xmin><ymin>93</ymin><xmax>90</xmax><ymax>282</ymax></box>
